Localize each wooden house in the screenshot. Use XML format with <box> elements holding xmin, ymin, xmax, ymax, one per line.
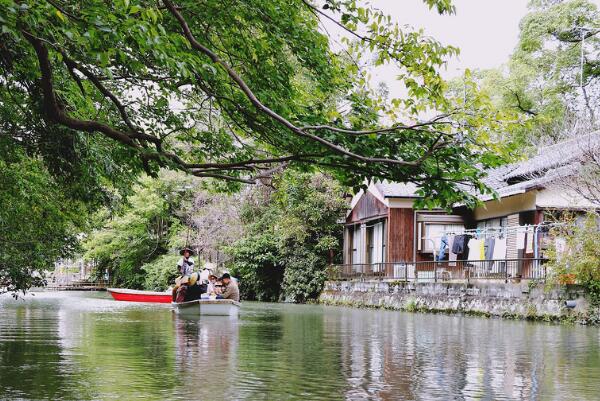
<box><xmin>341</xmin><ymin>133</ymin><xmax>599</xmax><ymax>279</ymax></box>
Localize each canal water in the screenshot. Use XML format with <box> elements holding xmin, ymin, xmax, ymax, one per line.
<box><xmin>1</xmin><ymin>292</ymin><xmax>599</xmax><ymax>401</ymax></box>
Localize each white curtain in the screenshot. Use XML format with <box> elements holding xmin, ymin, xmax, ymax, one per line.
<box><xmin>352</xmin><ymin>225</ymin><xmax>362</xmax><ymax>266</ymax></box>
<box><xmin>372</xmin><ymin>222</ymin><xmax>383</xmax><ymax>264</ymax></box>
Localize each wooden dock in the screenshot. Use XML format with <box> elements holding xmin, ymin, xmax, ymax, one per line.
<box><xmin>42</xmin><ymin>279</ymin><xmax>108</xmax><ymax>292</ymax></box>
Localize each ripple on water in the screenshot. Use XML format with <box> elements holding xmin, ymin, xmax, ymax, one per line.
<box><xmin>2</xmin><ymin>293</ymin><xmax>600</xmax><ymax>400</ymax></box>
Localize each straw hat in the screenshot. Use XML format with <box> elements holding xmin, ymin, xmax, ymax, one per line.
<box><xmin>180</xmin><ymin>247</ymin><xmax>195</xmax><ymax>256</ymax></box>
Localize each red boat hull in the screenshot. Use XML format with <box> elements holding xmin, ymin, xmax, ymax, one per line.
<box><xmin>108</xmin><ymin>288</ymin><xmax>172</xmax><ymax>303</ymax></box>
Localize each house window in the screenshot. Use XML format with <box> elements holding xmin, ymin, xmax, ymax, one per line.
<box><xmin>421</xmin><ymin>223</ymin><xmax>464</xmax><ymax>253</ymax></box>
<box><xmin>477</xmin><ymin>217</ymin><xmax>507</xmax><ymax>231</ymax></box>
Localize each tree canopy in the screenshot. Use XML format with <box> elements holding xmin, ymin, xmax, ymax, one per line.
<box><xmin>471</xmin><ymin>0</ymin><xmax>599</xmax><ymax>145</ymax></box>
<box><xmin>0</xmin><ymin>0</ymin><xmax>519</xmax><ymax>294</ymax></box>
<box><xmin>1</xmin><ymin>0</ymin><xmax>508</xmax><ymax>207</ymax></box>
<box><xmin>227</xmin><ymin>172</ymin><xmax>347</xmax><ymax>302</ymax></box>
<box><xmin>0</xmin><ymin>141</ymin><xmax>87</xmax><ymax>294</ymax></box>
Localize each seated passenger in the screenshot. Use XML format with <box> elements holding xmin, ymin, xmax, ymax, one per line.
<box><xmin>219</xmin><ymin>273</ymin><xmax>240</xmax><ymax>302</ymax></box>
<box><xmin>175</xmin><ymin>276</ymin><xmax>189</xmax><ymax>303</ymax></box>
<box><xmin>184</xmin><ymin>272</ymin><xmax>207</xmax><ymax>302</ymax></box>
<box><xmin>206</xmin><ymin>274</ymin><xmax>220</xmax><ymax>295</ymax></box>
<box><xmin>199</xmin><ymin>267</ymin><xmax>211</xmax><ymax>283</ymax></box>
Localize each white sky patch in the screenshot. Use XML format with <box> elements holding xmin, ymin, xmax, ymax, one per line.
<box><xmin>322</xmin><ymin>0</ymin><xmax>600</xmax><ymax>100</ymax></box>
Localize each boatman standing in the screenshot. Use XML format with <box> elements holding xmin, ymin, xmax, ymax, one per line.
<box><xmin>173</xmin><ymin>247</ymin><xmax>195</xmax><ymax>302</ymax></box>
<box><xmin>177</xmin><ymin>247</ymin><xmax>195</xmax><ymax>277</ymax></box>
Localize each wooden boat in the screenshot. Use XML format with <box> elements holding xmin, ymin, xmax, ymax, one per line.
<box><xmin>172</xmin><ymin>299</ymin><xmax>241</xmax><ymax>316</ymax></box>
<box><xmin>108</xmin><ymin>288</ymin><xmax>172</xmax><ymax>303</ymax></box>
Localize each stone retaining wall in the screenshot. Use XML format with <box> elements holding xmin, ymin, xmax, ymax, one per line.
<box><xmin>319</xmin><ymin>280</ymin><xmax>600</xmax><ymax>324</ymax></box>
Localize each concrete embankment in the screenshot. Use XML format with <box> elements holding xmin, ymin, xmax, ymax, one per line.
<box><xmin>319</xmin><ymin>280</ymin><xmax>600</xmax><ymax>324</ymax></box>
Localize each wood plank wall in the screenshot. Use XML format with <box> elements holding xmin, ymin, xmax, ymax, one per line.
<box><xmin>346</xmin><ymin>191</ymin><xmax>388</xmax><ymax>223</ymax></box>
<box><xmin>387</xmin><ymin>208</ymin><xmax>414</xmax><ymax>262</ymax></box>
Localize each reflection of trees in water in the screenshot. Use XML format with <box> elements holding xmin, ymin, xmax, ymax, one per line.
<box><xmin>0</xmin><ymin>302</ymin><xmax>72</xmax><ymax>400</ymax></box>
<box><xmin>335</xmin><ymin>309</ymin><xmax>600</xmax><ymax>400</ymax></box>
<box><xmin>172</xmin><ymin>314</ymin><xmax>240</xmax><ymax>400</ymax></box>
<box><xmin>61</xmin><ymin>305</ymin><xmax>179</xmax><ymax>400</ymax></box>
<box><xmin>2</xmin><ymin>297</ymin><xmax>600</xmax><ymax>400</ymax></box>
<box><xmin>231</xmin><ymin>305</ymin><xmax>348</xmax><ymax>401</ymax></box>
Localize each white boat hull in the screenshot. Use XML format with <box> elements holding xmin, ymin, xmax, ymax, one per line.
<box><xmin>172</xmin><ymin>299</ymin><xmax>240</xmax><ymax>317</ymax></box>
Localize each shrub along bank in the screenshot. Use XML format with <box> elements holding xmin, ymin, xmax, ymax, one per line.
<box><xmin>227</xmin><ymin>172</ymin><xmax>347</xmax><ymax>303</ymax></box>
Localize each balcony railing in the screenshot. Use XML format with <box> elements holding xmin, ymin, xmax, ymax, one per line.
<box><xmin>327</xmin><ymin>258</ymin><xmax>548</xmax><ymax>283</ymax></box>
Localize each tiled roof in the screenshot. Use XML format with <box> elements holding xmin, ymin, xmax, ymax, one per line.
<box><xmin>372</xmin><ymin>131</ymin><xmax>600</xmax><ymax>200</ymax></box>
<box><xmin>374</xmin><ymin>181</ymin><xmax>420</xmax><ymax>198</ymax></box>
<box><xmin>504</xmin><ymin>132</ymin><xmax>600</xmax><ymax>180</ymax></box>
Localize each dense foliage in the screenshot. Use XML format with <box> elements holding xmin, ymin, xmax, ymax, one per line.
<box><xmin>0</xmin><ymin>0</ymin><xmax>508</xmax><ymax>206</ymax></box>
<box><xmin>0</xmin><ymin>0</ymin><xmax>519</xmax><ymax>294</ymax></box>
<box><xmin>0</xmin><ymin>142</ymin><xmax>87</xmax><ymax>294</ymax></box>
<box><xmin>228</xmin><ymin>172</ymin><xmax>346</xmax><ymax>302</ymax></box>
<box><xmin>81</xmin><ymin>169</ymin><xmax>345</xmax><ymax>301</ymax></box>
<box><xmin>467</xmin><ymin>0</ymin><xmax>600</xmax><ymax>146</ymax></box>
<box><xmin>547</xmin><ymin>213</ymin><xmax>600</xmax><ymax>304</ymax></box>
<box><xmin>83</xmin><ymin>172</ymin><xmax>189</xmax><ymax>288</ymax></box>
<box><xmin>141</xmin><ymin>253</ymin><xmax>180</xmax><ymax>291</ymax></box>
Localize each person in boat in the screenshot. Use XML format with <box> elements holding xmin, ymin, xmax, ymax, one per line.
<box><xmin>173</xmin><ymin>247</ymin><xmax>195</xmax><ymax>302</ymax></box>
<box><xmin>219</xmin><ymin>273</ymin><xmax>239</xmax><ymax>302</ymax></box>
<box><xmin>199</xmin><ymin>266</ymin><xmax>212</xmax><ymax>283</ymax></box>
<box><xmin>206</xmin><ymin>274</ymin><xmax>220</xmax><ymax>295</ymax></box>
<box><xmin>177</xmin><ymin>247</ymin><xmax>195</xmax><ymax>277</ymax></box>
<box><xmin>184</xmin><ymin>272</ymin><xmax>207</xmax><ymax>302</ymax></box>
<box><xmin>174</xmin><ymin>275</ymin><xmax>189</xmax><ymax>303</ymax></box>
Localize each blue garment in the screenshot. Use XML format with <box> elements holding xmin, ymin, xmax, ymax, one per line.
<box><xmin>437</xmin><ymin>234</ymin><xmax>449</xmax><ymax>261</ymax></box>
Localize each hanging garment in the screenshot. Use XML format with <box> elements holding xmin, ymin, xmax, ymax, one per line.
<box><xmin>452</xmin><ymin>234</ymin><xmax>468</xmax><ymax>255</ymax></box>
<box><xmin>484</xmin><ymin>237</ymin><xmax>495</xmax><ymax>260</ymax></box>
<box><xmin>525</xmin><ymin>226</ymin><xmax>534</xmax><ymax>254</ymax></box>
<box><xmin>448</xmin><ymin>235</ymin><xmax>457</xmax><ymax>266</ymax></box>
<box><xmin>437</xmin><ymin>234</ymin><xmax>448</xmax><ymax>261</ymax></box>
<box><xmin>479</xmin><ymin>239</ymin><xmax>485</xmax><ymax>260</ymax></box>
<box><xmin>468</xmin><ymin>239</ymin><xmax>481</xmax><ymax>261</ymax></box>
<box><xmin>538</xmin><ymin>225</ymin><xmax>550</xmax><ymax>234</ymax></box>
<box><xmin>516</xmin><ymin>228</ymin><xmax>526</xmax><ymax>250</ymax></box>
<box><xmin>555</xmin><ymin>237</ymin><xmax>567</xmax><ymax>262</ymax></box>
<box><xmin>492</xmin><ymin>238</ymin><xmax>507</xmax><ymax>260</ymax></box>
<box><xmin>492</xmin><ymin>237</ymin><xmax>507</xmax><ymax>273</ymax></box>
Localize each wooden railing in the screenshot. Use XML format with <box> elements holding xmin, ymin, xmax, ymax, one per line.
<box><xmin>327</xmin><ymin>258</ymin><xmax>548</xmax><ymax>283</ymax></box>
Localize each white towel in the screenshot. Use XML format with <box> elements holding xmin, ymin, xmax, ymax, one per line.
<box><xmin>555</xmin><ymin>237</ymin><xmax>567</xmax><ymax>261</ymax></box>
<box><xmin>525</xmin><ymin>227</ymin><xmax>534</xmax><ymax>254</ymax></box>
<box><xmin>491</xmin><ymin>237</ymin><xmax>507</xmax><ymax>273</ymax></box>
<box><xmin>468</xmin><ymin>239</ymin><xmax>481</xmax><ymax>261</ymax></box>
<box><xmin>492</xmin><ymin>238</ymin><xmax>507</xmax><ymax>260</ymax></box>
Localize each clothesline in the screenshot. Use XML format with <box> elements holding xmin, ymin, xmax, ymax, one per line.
<box><xmin>427</xmin><ymin>222</ymin><xmax>568</xmax><ymax>262</ymax></box>
<box><xmin>433</xmin><ymin>222</ymin><xmax>567</xmax><ymax>239</ymax></box>
<box><xmin>430</xmin><ymin>224</ymin><xmax>529</xmax><ymax>240</ymax></box>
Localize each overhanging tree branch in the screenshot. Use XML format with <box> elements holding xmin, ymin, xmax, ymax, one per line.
<box><xmin>21</xmin><ymin>30</ymin><xmax>320</xmax><ymax>184</ymax></box>
<box><xmin>163</xmin><ymin>0</ymin><xmax>421</xmax><ymax>168</ymax></box>
<box><xmin>22</xmin><ymin>30</ymin><xmax>140</xmax><ymax>148</ymax></box>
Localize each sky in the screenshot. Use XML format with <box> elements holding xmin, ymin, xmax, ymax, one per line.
<box><xmin>325</xmin><ymin>0</ymin><xmax>599</xmax><ymax>98</ymax></box>
<box><xmin>373</xmin><ymin>0</ymin><xmax>530</xmax><ymax>78</ymax></box>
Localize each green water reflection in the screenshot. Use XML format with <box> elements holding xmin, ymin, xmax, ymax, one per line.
<box><xmin>1</xmin><ymin>292</ymin><xmax>599</xmax><ymax>400</ymax></box>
